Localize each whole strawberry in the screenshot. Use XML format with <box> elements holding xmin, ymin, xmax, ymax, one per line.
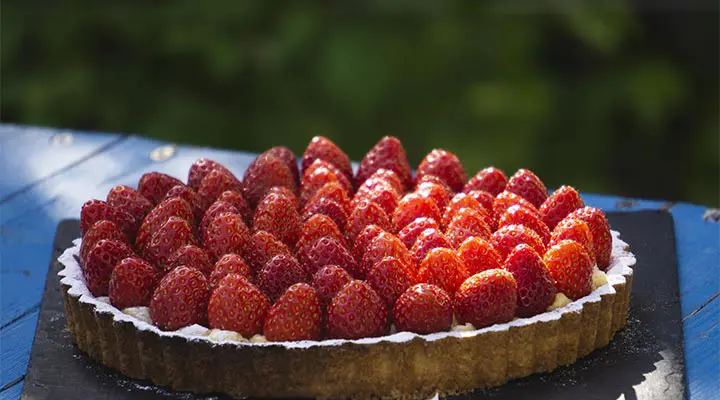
<box><xmin>264</xmin><ymin>283</ymin><xmax>323</xmax><ymax>342</ymax></box>
<box><xmin>301</xmin><ymin>136</ymin><xmax>353</xmax><ymax>182</ymax></box>
<box><xmin>539</xmin><ymin>185</ymin><xmax>585</xmax><ymax>230</ymax></box>
<box><xmin>207</xmin><ymin>273</ymin><xmax>270</xmax><ymax>337</ymax></box>
<box><xmin>417</xmin><ymin>248</ymin><xmax>468</xmax><ymax>295</ymax></box>
<box><xmin>463</xmin><ymin>167</ymin><xmax>508</xmax><ymax>196</ymax></box>
<box><xmin>302</xmin><ymin>197</ymin><xmax>349</xmax><ymax>234</ymax></box>
<box><xmin>106</xmin><ymin>185</ymin><xmax>153</xmax><ymax>223</ymax></box>
<box><xmin>504</xmin><ymin>244</ymin><xmax>557</xmax><ymax>317</ymax></box>
<box><xmin>414</xmin><ymin>181</ymin><xmax>451</xmax><ymax>211</ymax></box>
<box><xmin>505</xmin><ymin>169</ymin><xmax>548</xmax><ymax>209</ymax></box>
<box><xmin>295</xmin><ymin>214</ymin><xmax>346</xmax><ymax>254</ymax></box>
<box><xmin>416</xmin><ymin>174</ymin><xmax>452</xmax><ymax>194</ymax></box>
<box><xmin>197</xmin><ymin>167</ymin><xmax>243</xmax><ymax>210</ymax></box>
<box><xmin>209</xmin><ymin>253</ymin><xmax>252</xmax><ymax>287</ymax></box>
<box><xmin>351</xmin><ymin>180</ymin><xmax>399</xmax><ymax>218</ymax></box>
<box><xmin>442</xmin><ymin>192</ymin><xmax>492</xmax><ymax>229</ymax></box>
<box><xmin>311</xmin><ymin>265</ymin><xmax>353</xmax><ymax>306</ymax></box>
<box><xmin>242</xmin><ymin>153</ymin><xmax>296</xmax><ymax>207</ymax></box>
<box><xmin>264</xmin><ymin>146</ymin><xmax>301</xmax><ymax>184</ymax></box>
<box><xmin>253</xmin><ymin>191</ymin><xmax>302</xmax><ymax>249</ymax></box>
<box><xmin>299</xmin><ymin>236</ymin><xmax>358</xmax><ymax>278</ymax></box>
<box><xmin>164</xmin><ymin>184</ymin><xmax>204</xmax><ymax>222</ymax></box>
<box><xmin>493</xmin><ymin>191</ymin><xmax>540</xmax><ymax>222</ymax></box>
<box><xmin>199</xmin><ymin>200</ymin><xmax>240</xmax><ymax>240</ymax></box>
<box><xmin>355</xmin><ymin>136</ymin><xmax>412</xmax><ymax>190</ymax></box>
<box><xmin>397</xmin><ymin>217</ymin><xmax>441</xmax><ymax>251</ymax></box>
<box><xmin>203</xmin><ymin>212</ymin><xmax>251</xmax><ymax>262</ymax></box>
<box><xmin>326</xmin><ymin>280</ymin><xmax>388</xmax><ymax>339</ymax></box>
<box><xmin>351</xmin><ymin>224</ymin><xmax>386</xmax><ymax>261</ymax></box>
<box><xmin>83</xmin><ymin>239</ymin><xmax>135</xmax><ymax>297</ymax></box>
<box><xmin>498</xmin><ymin>204</ymin><xmax>551</xmax><ymax>245</ymax></box>
<box><xmin>490</xmin><ymin>224</ymin><xmax>546</xmax><ymax>262</ymax></box>
<box><xmin>266</xmin><ymin>186</ymin><xmax>300</xmax><ymax>209</ymax></box>
<box><xmin>150</xmin><ymin>266</ymin><xmax>210</xmax><ymax>331</ymax></box>
<box><xmin>80</xmin><ymin>220</ymin><xmax>128</xmax><ymax>265</ymax></box>
<box><xmin>216</xmin><ymin>190</ymin><xmax>253</xmax><ymax>226</ymax></box>
<box><xmin>345</xmin><ymin>199</ymin><xmax>391</xmax><ymax>241</ymax></box>
<box><xmin>416</xmin><ymin>149</ymin><xmax>467</xmax><ymax>192</ymax></box>
<box><xmin>300</xmin><ymin>159</ymin><xmax>353</xmax><ymax>204</ymax></box>
<box><xmin>392</xmin><ymin>193</ymin><xmax>442</xmax><ymax>233</ymax></box>
<box><xmin>145</xmin><ymin>216</ymin><xmax>196</xmax><ymax>268</ymax></box>
<box><xmin>457</xmin><ymin>237</ymin><xmax>502</xmax><ymax>276</ymax></box>
<box><xmin>410</xmin><ymin>228</ymin><xmax>452</xmax><ymax>264</ymax></box>
<box><xmin>465</xmin><ymin>190</ymin><xmax>495</xmax><ymax>217</ymax></box>
<box><xmin>365</xmin><ymin>256</ymin><xmax>416</xmax><ymax>306</ymax></box>
<box><xmin>187</xmin><ymin>158</ymin><xmax>234</xmax><ymax>190</ymax></box>
<box><xmin>166</xmin><ymin>244</ymin><xmax>213</xmax><ymax>276</ymax></box>
<box><xmin>361</xmin><ymin>232</ymin><xmax>415</xmax><ymax>279</ymax></box>
<box><xmin>80</xmin><ymin>199</ymin><xmax>137</xmax><ymax>240</ymax></box>
<box><xmin>109</xmin><ymin>257</ymin><xmax>160</xmax><ymax>309</ymax></box>
<box><xmin>366</xmin><ymin>168</ymin><xmax>405</xmax><ymax>195</ymax></box>
<box><xmin>445</xmin><ymin>208</ymin><xmax>493</xmax><ymax>248</ymax></box>
<box><xmin>135</xmin><ymin>197</ymin><xmax>194</xmax><ymax>254</ymax></box>
<box><xmin>550</xmin><ymin>217</ymin><xmax>595</xmax><ymax>264</ymax></box>
<box><xmin>454</xmin><ymin>269</ymin><xmax>517</xmax><ymax>328</ymax></box>
<box><xmin>393</xmin><ymin>284</ymin><xmax>453</xmax><ymax>334</ymax></box>
<box><xmin>566</xmin><ymin>207</ymin><xmax>612</xmax><ymax>269</ymax></box>
<box><xmin>305</xmin><ymin>182</ymin><xmax>351</xmax><ymax>215</ymax></box>
<box><xmin>138</xmin><ymin>172</ymin><xmax>184</xmax><ymax>205</ymax></box>
<box><xmin>543</xmin><ymin>240</ymin><xmax>594</xmax><ymax>300</ymax></box>
<box><xmin>242</xmin><ymin>230</ymin><xmax>292</xmax><ymax>272</ymax></box>
<box><xmin>257</xmin><ymin>254</ymin><xmax>307</xmax><ymax>301</ymax></box>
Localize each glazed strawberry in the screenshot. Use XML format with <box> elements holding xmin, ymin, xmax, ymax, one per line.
<box><xmin>197</xmin><ymin>167</ymin><xmax>243</xmax><ymax>210</ymax></box>
<box><xmin>207</xmin><ymin>273</ymin><xmax>270</xmax><ymax>337</ymax></box>
<box><xmin>351</xmin><ymin>224</ymin><xmax>386</xmax><ymax>261</ymax></box>
<box><xmin>301</xmin><ymin>136</ymin><xmax>353</xmax><ymax>181</ymax></box>
<box><xmin>135</xmin><ymin>197</ymin><xmax>194</xmax><ymax>254</ymax></box>
<box><xmin>454</xmin><ymin>269</ymin><xmax>517</xmax><ymax>328</ymax></box>
<box><xmin>264</xmin><ymin>146</ymin><xmax>300</xmax><ymax>184</ymax></box>
<box><xmin>106</xmin><ymin>185</ymin><xmax>153</xmax><ymax>223</ymax></box>
<box><xmin>264</xmin><ymin>283</ymin><xmax>322</xmax><ymax>342</ymax></box>
<box><xmin>415</xmin><ymin>181</ymin><xmax>451</xmax><ymax>211</ymax></box>
<box><xmin>203</xmin><ymin>212</ymin><xmax>251</xmax><ymax>262</ymax></box>
<box><xmin>457</xmin><ymin>237</ymin><xmax>502</xmax><ymax>276</ymax></box>
<box><xmin>83</xmin><ymin>239</ymin><xmax>135</xmax><ymax>297</ymax></box>
<box><xmin>416</xmin><ymin>149</ymin><xmax>467</xmax><ymax>192</ymax></box>
<box><xmin>465</xmin><ymin>190</ymin><xmax>495</xmax><ymax>216</ymax></box>
<box><xmin>150</xmin><ymin>266</ymin><xmax>209</xmax><ymax>330</ymax></box>
<box><xmin>326</xmin><ymin>280</ymin><xmax>388</xmax><ymax>339</ymax></box>
<box><xmin>417</xmin><ymin>248</ymin><xmax>468</xmax><ymax>295</ymax></box>
<box><xmin>392</xmin><ymin>193</ymin><xmax>442</xmax><ymax>233</ymax></box>
<box><xmin>300</xmin><ymin>160</ymin><xmax>353</xmax><ymax>206</ymax></box>
<box><xmin>415</xmin><ymin>174</ymin><xmax>453</xmax><ymax>194</ymax></box>
<box><xmin>442</xmin><ymin>192</ymin><xmax>492</xmax><ymax>229</ymax></box>
<box><xmin>109</xmin><ymin>257</ymin><xmax>160</xmax><ymax>309</ymax></box>
<box><xmin>80</xmin><ymin>220</ymin><xmax>128</xmax><ymax>265</ymax></box>
<box><xmin>345</xmin><ymin>199</ymin><xmax>391</xmax><ymax>241</ymax></box>
<box><xmin>302</xmin><ymin>197</ymin><xmax>349</xmax><ymax>233</ymax></box>
<box><xmin>243</xmin><ymin>230</ymin><xmax>292</xmax><ymax>272</ymax></box>
<box><xmin>242</xmin><ymin>153</ymin><xmax>296</xmax><ymax>207</ymax></box>
<box><xmin>498</xmin><ymin>205</ymin><xmax>551</xmax><ymax>245</ymax></box>
<box><xmin>311</xmin><ymin>265</ymin><xmax>353</xmax><ymax>306</ymax></box>
<box><xmin>187</xmin><ymin>158</ymin><xmax>234</xmax><ymax>191</ymax></box>
<box><xmin>550</xmin><ymin>217</ymin><xmax>595</xmax><ymax>264</ymax></box>
<box><xmin>539</xmin><ymin>186</ymin><xmax>585</xmax><ymax>230</ymax></box>
<box><xmin>199</xmin><ymin>200</ymin><xmax>239</xmax><ymax>240</ymax></box>
<box><xmin>505</xmin><ymin>169</ymin><xmax>548</xmax><ymax>209</ymax></box>
<box><xmin>305</xmin><ymin>182</ymin><xmax>351</xmax><ymax>215</ymax></box>
<box><xmin>167</xmin><ymin>244</ymin><xmax>213</xmax><ymax>276</ymax></box>
<box><xmin>366</xmin><ymin>168</ymin><xmax>405</xmax><ymax>196</ymax></box>
<box><xmin>146</xmin><ymin>216</ymin><xmax>196</xmax><ymax>268</ymax></box>
<box><xmin>253</xmin><ymin>191</ymin><xmax>302</xmax><ymax>248</ymax></box>
<box><xmin>393</xmin><ymin>284</ymin><xmax>453</xmax><ymax>334</ymax></box>
<box><xmin>493</xmin><ymin>191</ymin><xmax>540</xmax><ymax>223</ymax></box>
<box><xmin>299</xmin><ymin>236</ymin><xmax>358</xmax><ymax>278</ymax></box>
<box><xmin>138</xmin><ymin>172</ymin><xmax>184</xmax><ymax>205</ymax></box>
<box><xmin>463</xmin><ymin>167</ymin><xmax>508</xmax><ymax>196</ymax></box>
<box><xmin>410</xmin><ymin>228</ymin><xmax>452</xmax><ymax>264</ymax></box>
<box><xmin>397</xmin><ymin>217</ymin><xmax>440</xmax><ymax>251</ymax></box>
<box><xmin>209</xmin><ymin>253</ymin><xmax>252</xmax><ymax>287</ymax></box>
<box><xmin>490</xmin><ymin>224</ymin><xmax>546</xmax><ymax>262</ymax></box>
<box><xmin>504</xmin><ymin>244</ymin><xmax>557</xmax><ymax>317</ymax></box>
<box><xmin>295</xmin><ymin>214</ymin><xmax>346</xmax><ymax>254</ymax></box>
<box><xmin>355</xmin><ymin>136</ymin><xmax>412</xmax><ymax>190</ymax></box>
<box><xmin>445</xmin><ymin>208</ymin><xmax>493</xmax><ymax>248</ymax></box>
<box><xmin>543</xmin><ymin>240</ymin><xmax>594</xmax><ymax>300</ymax></box>
<box><xmin>257</xmin><ymin>254</ymin><xmax>307</xmax><ymax>301</ymax></box>
<box><xmin>164</xmin><ymin>184</ymin><xmax>204</xmax><ymax>222</ymax></box>
<box><xmin>216</xmin><ymin>190</ymin><xmax>253</xmax><ymax>226</ymax></box>
<box><xmin>365</xmin><ymin>256</ymin><xmax>416</xmax><ymax>306</ymax></box>
<box><xmin>566</xmin><ymin>207</ymin><xmax>612</xmax><ymax>269</ymax></box>
<box><xmin>80</xmin><ymin>199</ymin><xmax>137</xmax><ymax>239</ymax></box>
<box><xmin>361</xmin><ymin>232</ymin><xmax>415</xmax><ymax>279</ymax></box>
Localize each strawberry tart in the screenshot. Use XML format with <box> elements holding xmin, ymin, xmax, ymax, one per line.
<box><xmin>59</xmin><ymin>136</ymin><xmax>635</xmax><ymax>399</ymax></box>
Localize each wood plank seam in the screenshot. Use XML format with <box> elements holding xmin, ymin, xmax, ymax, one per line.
<box><xmin>683</xmin><ymin>292</ymin><xmax>720</xmax><ymax>322</ymax></box>
<box><xmin>0</xmin><ymin>304</ymin><xmax>39</xmax><ymax>331</ymax></box>
<box><xmin>0</xmin><ymin>376</ymin><xmax>23</xmax><ymax>393</ymax></box>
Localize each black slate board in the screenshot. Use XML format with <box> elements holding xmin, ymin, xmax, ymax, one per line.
<box><xmin>22</xmin><ymin>211</ymin><xmax>686</xmax><ymax>400</ymax></box>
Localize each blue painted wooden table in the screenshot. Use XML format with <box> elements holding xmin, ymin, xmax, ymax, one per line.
<box><xmin>0</xmin><ymin>124</ymin><xmax>717</xmax><ymax>400</ymax></box>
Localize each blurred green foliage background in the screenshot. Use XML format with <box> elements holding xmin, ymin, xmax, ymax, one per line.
<box><xmin>2</xmin><ymin>2</ymin><xmax>718</xmax><ymax>206</ymax></box>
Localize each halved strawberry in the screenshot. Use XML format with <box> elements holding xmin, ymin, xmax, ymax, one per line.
<box><xmin>135</xmin><ymin>197</ymin><xmax>194</xmax><ymax>254</ymax></box>
<box><xmin>253</xmin><ymin>191</ymin><xmax>302</xmax><ymax>249</ymax></box>
<box><xmin>442</xmin><ymin>192</ymin><xmax>492</xmax><ymax>229</ymax></box>
<box><xmin>445</xmin><ymin>208</ymin><xmax>493</xmax><ymax>248</ymax></box>
<box><xmin>242</xmin><ymin>153</ymin><xmax>296</xmax><ymax>207</ymax></box>
<box><xmin>463</xmin><ymin>167</ymin><xmax>508</xmax><ymax>196</ymax></box>
<box><xmin>242</xmin><ymin>230</ymin><xmax>292</xmax><ymax>273</ymax></box>
<box><xmin>207</xmin><ymin>273</ymin><xmax>269</xmax><ymax>337</ymax></box>
<box><xmin>106</xmin><ymin>185</ymin><xmax>153</xmax><ymax>223</ymax></box>
<box><xmin>453</xmin><ymin>269</ymin><xmax>517</xmax><ymax>328</ymax></box>
<box><xmin>506</xmin><ymin>169</ymin><xmax>548</xmax><ymax>209</ymax></box>
<box><xmin>392</xmin><ymin>193</ymin><xmax>442</xmax><ymax>233</ymax></box>
<box><xmin>566</xmin><ymin>207</ymin><xmax>612</xmax><ymax>269</ymax></box>
<box><xmin>109</xmin><ymin>257</ymin><xmax>160</xmax><ymax>309</ymax></box>
<box><xmin>539</xmin><ymin>185</ymin><xmax>585</xmax><ymax>230</ymax></box>
<box><xmin>150</xmin><ymin>266</ymin><xmax>210</xmax><ymax>331</ymax></box>
<box><xmin>417</xmin><ymin>247</ymin><xmax>468</xmax><ymax>295</ymax></box>
<box><xmin>543</xmin><ymin>240</ymin><xmax>594</xmax><ymax>300</ymax></box>
<box><xmin>187</xmin><ymin>158</ymin><xmax>234</xmax><ymax>191</ymax></box>
<box><xmin>550</xmin><ymin>217</ymin><xmax>595</xmax><ymax>264</ymax></box>
<box><xmin>410</xmin><ymin>228</ymin><xmax>452</xmax><ymax>264</ymax></box>
<box><xmin>295</xmin><ymin>214</ymin><xmax>346</xmax><ymax>254</ymax></box>
<box><xmin>490</xmin><ymin>224</ymin><xmax>546</xmax><ymax>262</ymax></box>
<box><xmin>365</xmin><ymin>256</ymin><xmax>416</xmax><ymax>306</ymax></box>
<box><xmin>257</xmin><ymin>254</ymin><xmax>307</xmax><ymax>301</ymax></box>
<box><xmin>301</xmin><ymin>136</ymin><xmax>353</xmax><ymax>182</ymax></box>
<box><xmin>167</xmin><ymin>244</ymin><xmax>213</xmax><ymax>276</ymax></box>
<box><xmin>493</xmin><ymin>191</ymin><xmax>540</xmax><ymax>223</ymax></box>
<box><xmin>138</xmin><ymin>172</ymin><xmax>184</xmax><ymax>205</ymax></box>
<box><xmin>216</xmin><ymin>190</ymin><xmax>253</xmax><ymax>226</ymax></box>
<box><xmin>504</xmin><ymin>244</ymin><xmax>556</xmax><ymax>317</ymax></box>
<box><xmin>397</xmin><ymin>217</ymin><xmax>440</xmax><ymax>251</ymax></box>
<box><xmin>355</xmin><ymin>136</ymin><xmax>412</xmax><ymax>190</ymax></box>
<box><xmin>209</xmin><ymin>253</ymin><xmax>252</xmax><ymax>288</ymax></box>
<box><xmin>203</xmin><ymin>212</ymin><xmax>251</xmax><ymax>262</ymax></box>
<box><xmin>265</xmin><ymin>146</ymin><xmax>300</xmax><ymax>184</ymax></box>
<box><xmin>264</xmin><ymin>283</ymin><xmax>322</xmax><ymax>342</ymax></box>
<box><xmin>361</xmin><ymin>232</ymin><xmax>415</xmax><ymax>279</ymax></box>
<box><xmin>326</xmin><ymin>280</ymin><xmax>388</xmax><ymax>339</ymax></box>
<box><xmin>305</xmin><ymin>182</ymin><xmax>351</xmax><ymax>215</ymax></box>
<box><xmin>80</xmin><ymin>220</ymin><xmax>129</xmax><ymax>265</ymax></box>
<box><xmin>311</xmin><ymin>265</ymin><xmax>353</xmax><ymax>307</ymax></box>
<box><xmin>414</xmin><ymin>181</ymin><xmax>452</xmax><ymax>211</ymax></box>
<box><xmin>197</xmin><ymin>167</ymin><xmax>243</xmax><ymax>210</ymax></box>
<box><xmin>302</xmin><ymin>197</ymin><xmax>349</xmax><ymax>233</ymax></box>
<box><xmin>457</xmin><ymin>237</ymin><xmax>502</xmax><ymax>276</ymax></box>
<box><xmin>351</xmin><ymin>179</ymin><xmax>399</xmax><ymax>217</ymax></box>
<box><xmin>199</xmin><ymin>200</ymin><xmax>239</xmax><ymax>241</ymax></box>
<box><xmin>345</xmin><ymin>199</ymin><xmax>391</xmax><ymax>242</ymax></box>
<box><xmin>351</xmin><ymin>224</ymin><xmax>386</xmax><ymax>261</ymax></box>
<box><xmin>80</xmin><ymin>199</ymin><xmax>137</xmax><ymax>240</ymax></box>
<box><xmin>146</xmin><ymin>216</ymin><xmax>196</xmax><ymax>268</ymax></box>
<box><xmin>298</xmin><ymin>236</ymin><xmax>358</xmax><ymax>278</ymax></box>
<box><xmin>393</xmin><ymin>283</ymin><xmax>453</xmax><ymax>334</ymax></box>
<box><xmin>164</xmin><ymin>184</ymin><xmax>204</xmax><ymax>222</ymax></box>
<box><xmin>300</xmin><ymin>160</ymin><xmax>353</xmax><ymax>206</ymax></box>
<box><xmin>83</xmin><ymin>239</ymin><xmax>135</xmax><ymax>297</ymax></box>
<box><xmin>498</xmin><ymin>204</ymin><xmax>551</xmax><ymax>245</ymax></box>
<box><xmin>416</xmin><ymin>149</ymin><xmax>467</xmax><ymax>192</ymax></box>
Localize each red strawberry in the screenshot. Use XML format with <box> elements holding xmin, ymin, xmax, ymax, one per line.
<box><xmin>109</xmin><ymin>257</ymin><xmax>160</xmax><ymax>309</ymax></box>
<box><xmin>352</xmin><ymin>190</ymin><xmax>398</xmax><ymax>220</ymax></box>
<box><xmin>365</xmin><ymin>256</ymin><xmax>415</xmax><ymax>306</ymax></box>
<box><xmin>311</xmin><ymin>265</ymin><xmax>353</xmax><ymax>306</ymax></box>
<box><xmin>164</xmin><ymin>184</ymin><xmax>204</xmax><ymax>222</ymax></box>
<box><xmin>392</xmin><ymin>193</ymin><xmax>442</xmax><ymax>233</ymax></box>
<box><xmin>303</xmin><ymin>158</ymin><xmax>354</xmax><ymax>193</ymax></box>
<box><xmin>543</xmin><ymin>240</ymin><xmax>594</xmax><ymax>300</ymax></box>
<box><xmin>454</xmin><ymin>269</ymin><xmax>517</xmax><ymax>328</ymax></box>
<box><xmin>566</xmin><ymin>207</ymin><xmax>612</xmax><ymax>269</ymax></box>
<box><xmin>357</xmin><ymin>176</ymin><xmax>402</xmax><ymax>199</ymax></box>
<box><xmin>80</xmin><ymin>220</ymin><xmax>128</xmax><ymax>265</ymax></box>
<box><xmin>301</xmin><ymin>136</ymin><xmax>353</xmax><ymax>182</ymax></box>
<box><xmin>504</xmin><ymin>244</ymin><xmax>557</xmax><ymax>317</ymax></box>
<box><xmin>242</xmin><ymin>153</ymin><xmax>296</xmax><ymax>207</ymax></box>
<box><xmin>457</xmin><ymin>237</ymin><xmax>501</xmax><ymax>276</ymax></box>
<box><xmin>138</xmin><ymin>172</ymin><xmax>184</xmax><ymax>205</ymax></box>
<box><xmin>299</xmin><ymin>236</ymin><xmax>358</xmax><ymax>278</ymax></box>
<box><xmin>345</xmin><ymin>199</ymin><xmax>391</xmax><ymax>241</ymax></box>
<box><xmin>416</xmin><ymin>174</ymin><xmax>453</xmax><ymax>194</ymax></box>
<box><xmin>266</xmin><ymin>186</ymin><xmax>301</xmax><ymax>210</ymax></box>
<box><xmin>416</xmin><ymin>149</ymin><xmax>467</xmax><ymax>192</ymax></box>
<box><xmin>199</xmin><ymin>200</ymin><xmax>239</xmax><ymax>240</ymax></box>
<box><xmin>326</xmin><ymin>280</ymin><xmax>388</xmax><ymax>339</ymax></box>
<box><xmin>167</xmin><ymin>244</ymin><xmax>213</xmax><ymax>276</ymax></box>
<box><xmin>494</xmin><ymin>191</ymin><xmax>540</xmax><ymax>222</ymax></box>
<box><xmin>106</xmin><ymin>185</ymin><xmax>153</xmax><ymax>223</ymax></box>
<box><xmin>146</xmin><ymin>216</ymin><xmax>196</xmax><ymax>268</ymax></box>
<box><xmin>442</xmin><ymin>192</ymin><xmax>492</xmax><ymax>229</ymax></box>
<box><xmin>301</xmin><ymin>197</ymin><xmax>349</xmax><ymax>233</ymax></box>
<box><xmin>415</xmin><ymin>181</ymin><xmax>451</xmax><ymax>212</ymax></box>
<box><xmin>83</xmin><ymin>239</ymin><xmax>135</xmax><ymax>297</ymax></box>
<box><xmin>253</xmin><ymin>191</ymin><xmax>302</xmax><ymax>249</ymax></box>
<box><xmin>264</xmin><ymin>283</ymin><xmax>322</xmax><ymax>342</ymax></box>
<box><xmin>209</xmin><ymin>253</ymin><xmax>252</xmax><ymax>287</ymax></box>
<box><xmin>393</xmin><ymin>283</ymin><xmax>453</xmax><ymax>334</ymax></box>
<box><xmin>242</xmin><ymin>230</ymin><xmax>292</xmax><ymax>272</ymax></box>
<box><xmin>203</xmin><ymin>212</ymin><xmax>251</xmax><ymax>262</ymax></box>
<box><xmin>295</xmin><ymin>214</ymin><xmax>346</xmax><ymax>254</ymax></box>
<box><xmin>410</xmin><ymin>228</ymin><xmax>452</xmax><ymax>264</ymax></box>
<box><xmin>207</xmin><ymin>273</ymin><xmax>270</xmax><ymax>337</ymax></box>
<box><xmin>366</xmin><ymin>168</ymin><xmax>405</xmax><ymax>196</ymax></box>
<box><xmin>187</xmin><ymin>158</ymin><xmax>234</xmax><ymax>191</ymax></box>
<box><xmin>498</xmin><ymin>204</ymin><xmax>551</xmax><ymax>245</ymax></box>
<box><xmin>361</xmin><ymin>232</ymin><xmax>415</xmax><ymax>280</ymax></box>
<box><xmin>463</xmin><ymin>167</ymin><xmax>508</xmax><ymax>196</ymax></box>
<box><xmin>351</xmin><ymin>224</ymin><xmax>386</xmax><ymax>261</ymax></box>
<box><xmin>465</xmin><ymin>190</ymin><xmax>495</xmax><ymax>216</ymax></box>
<box><xmin>490</xmin><ymin>224</ymin><xmax>546</xmax><ymax>262</ymax></box>
<box><xmin>135</xmin><ymin>197</ymin><xmax>194</xmax><ymax>254</ymax></box>
<box><xmin>300</xmin><ymin>160</ymin><xmax>353</xmax><ymax>206</ymax></box>
<box><xmin>397</xmin><ymin>217</ymin><xmax>440</xmax><ymax>251</ymax></box>
<box><xmin>445</xmin><ymin>208</ymin><xmax>493</xmax><ymax>248</ymax></box>
<box><xmin>539</xmin><ymin>186</ymin><xmax>585</xmax><ymax>230</ymax></box>
<box><xmin>305</xmin><ymin>182</ymin><xmax>351</xmax><ymax>215</ymax></box>
<box><xmin>417</xmin><ymin>248</ymin><xmax>468</xmax><ymax>295</ymax></box>
<box><xmin>80</xmin><ymin>199</ymin><xmax>137</xmax><ymax>239</ymax></box>
<box><xmin>355</xmin><ymin>136</ymin><xmax>412</xmax><ymax>190</ymax></box>
<box><xmin>150</xmin><ymin>266</ymin><xmax>210</xmax><ymax>330</ymax></box>
<box><xmin>506</xmin><ymin>169</ymin><xmax>548</xmax><ymax>208</ymax></box>
<box><xmin>550</xmin><ymin>217</ymin><xmax>595</xmax><ymax>264</ymax></box>
<box><xmin>257</xmin><ymin>254</ymin><xmax>307</xmax><ymax>301</ymax></box>
<box><xmin>198</xmin><ymin>167</ymin><xmax>243</xmax><ymax>210</ymax></box>
<box><xmin>264</xmin><ymin>146</ymin><xmax>300</xmax><ymax>184</ymax></box>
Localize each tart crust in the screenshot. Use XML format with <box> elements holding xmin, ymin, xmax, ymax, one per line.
<box><xmin>59</xmin><ymin>231</ymin><xmax>635</xmax><ymax>399</ymax></box>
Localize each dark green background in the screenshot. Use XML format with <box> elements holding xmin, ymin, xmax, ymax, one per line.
<box><xmin>2</xmin><ymin>2</ymin><xmax>718</xmax><ymax>206</ymax></box>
